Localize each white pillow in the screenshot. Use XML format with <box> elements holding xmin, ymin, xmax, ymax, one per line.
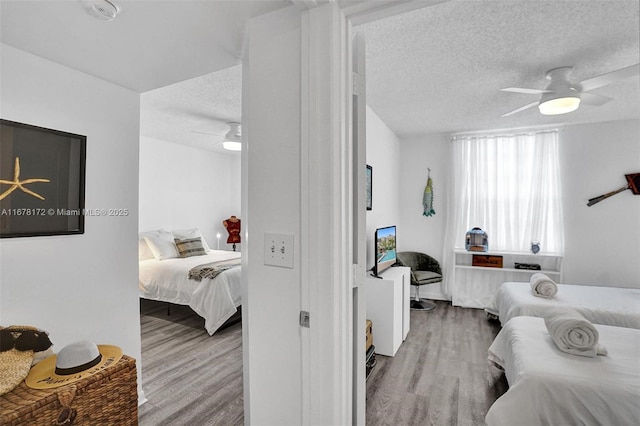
<box><xmin>139</xmin><ymin>230</ymin><xmax>162</xmax><ymax>261</ymax></box>
<box><xmin>144</xmin><ymin>230</ymin><xmax>179</xmax><ymax>260</ymax></box>
<box><xmin>172</xmin><ymin>228</ymin><xmax>212</xmax><ymax>252</ymax></box>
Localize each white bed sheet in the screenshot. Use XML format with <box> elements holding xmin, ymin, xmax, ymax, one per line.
<box><xmin>139</xmin><ymin>250</ymin><xmax>242</xmax><ymax>335</ymax></box>
<box><xmin>492</xmin><ymin>281</ymin><xmax>640</xmax><ymax>329</ymax></box>
<box><xmin>486</xmin><ymin>316</ymin><xmax>640</xmax><ymax>426</ymax></box>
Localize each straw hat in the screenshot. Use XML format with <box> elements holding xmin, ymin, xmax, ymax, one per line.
<box><xmin>25</xmin><ymin>341</ymin><xmax>122</xmax><ymax>389</ymax></box>
<box><xmin>0</xmin><ymin>325</ymin><xmax>53</xmax><ymax>396</ymax></box>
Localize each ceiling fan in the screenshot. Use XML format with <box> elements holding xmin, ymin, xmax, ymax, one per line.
<box><xmin>501</xmin><ymin>63</ymin><xmax>639</xmax><ymax>117</ymax></box>
<box><xmin>193</xmin><ymin>122</ymin><xmax>242</xmax><ymax>151</ymax></box>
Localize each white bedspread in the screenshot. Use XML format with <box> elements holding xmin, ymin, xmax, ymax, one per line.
<box><xmin>486</xmin><ymin>316</ymin><xmax>640</xmax><ymax>426</ymax></box>
<box><xmin>492</xmin><ymin>281</ymin><xmax>640</xmax><ymax>329</ymax></box>
<box><xmin>139</xmin><ymin>250</ymin><xmax>241</xmax><ymax>335</ymax></box>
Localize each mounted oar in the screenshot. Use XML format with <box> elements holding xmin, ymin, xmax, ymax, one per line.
<box><xmin>587</xmin><ymin>173</ymin><xmax>640</xmax><ymax>206</ymax></box>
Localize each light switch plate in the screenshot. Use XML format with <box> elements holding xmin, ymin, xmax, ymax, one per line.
<box><xmin>264</xmin><ymin>233</ymin><xmax>294</xmax><ymax>268</ymax></box>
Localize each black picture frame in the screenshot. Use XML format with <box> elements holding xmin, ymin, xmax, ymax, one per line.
<box><xmin>366</xmin><ymin>164</ymin><xmax>372</xmax><ymax>210</ymax></box>
<box><xmin>0</xmin><ymin>119</ymin><xmax>86</xmax><ymax>238</ymax></box>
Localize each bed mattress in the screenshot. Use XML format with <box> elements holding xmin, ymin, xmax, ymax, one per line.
<box><xmin>492</xmin><ymin>281</ymin><xmax>640</xmax><ymax>328</ymax></box>
<box><xmin>485</xmin><ymin>316</ymin><xmax>640</xmax><ymax>426</ymax></box>
<box><xmin>139</xmin><ymin>250</ymin><xmax>241</xmax><ymax>335</ymax></box>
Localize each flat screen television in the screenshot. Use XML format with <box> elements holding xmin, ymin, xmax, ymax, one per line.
<box><xmin>373</xmin><ymin>225</ymin><xmax>396</xmax><ymax>276</ymax></box>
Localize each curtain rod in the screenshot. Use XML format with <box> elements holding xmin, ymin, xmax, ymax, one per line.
<box><xmin>451</xmin><ymin>124</ymin><xmax>562</xmax><ymax>139</ymax></box>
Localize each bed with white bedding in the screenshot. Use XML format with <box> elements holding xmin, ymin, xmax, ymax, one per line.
<box><xmin>485</xmin><ymin>316</ymin><xmax>640</xmax><ymax>426</ymax></box>
<box><xmin>491</xmin><ymin>281</ymin><xmax>640</xmax><ymax>329</ymax></box>
<box><xmin>139</xmin><ymin>250</ymin><xmax>242</xmax><ymax>335</ymax></box>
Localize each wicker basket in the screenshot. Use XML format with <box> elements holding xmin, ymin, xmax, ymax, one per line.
<box><xmin>0</xmin><ymin>355</ymin><xmax>138</xmax><ymax>425</ymax></box>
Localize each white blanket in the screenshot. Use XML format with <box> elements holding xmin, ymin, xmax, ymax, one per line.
<box><xmin>529</xmin><ymin>272</ymin><xmax>557</xmax><ymax>298</ymax></box>
<box><xmin>139</xmin><ymin>250</ymin><xmax>241</xmax><ymax>335</ymax></box>
<box><xmin>486</xmin><ymin>317</ymin><xmax>640</xmax><ymax>426</ymax></box>
<box><xmin>491</xmin><ymin>281</ymin><xmax>640</xmax><ymax>329</ymax></box>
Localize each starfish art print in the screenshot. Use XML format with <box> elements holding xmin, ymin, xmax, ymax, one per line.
<box><xmin>0</xmin><ymin>157</ymin><xmax>51</xmax><ymax>201</ymax></box>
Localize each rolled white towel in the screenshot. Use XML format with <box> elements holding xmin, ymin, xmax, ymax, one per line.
<box><xmin>544</xmin><ymin>308</ymin><xmax>607</xmax><ymax>357</ymax></box>
<box><xmin>530</xmin><ymin>273</ymin><xmax>557</xmax><ymax>298</ymax></box>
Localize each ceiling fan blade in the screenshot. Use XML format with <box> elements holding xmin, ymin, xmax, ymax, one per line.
<box><xmin>580</xmin><ymin>92</ymin><xmax>613</xmax><ymax>106</ymax></box>
<box><xmin>501</xmin><ymin>87</ymin><xmax>553</xmax><ymax>95</ymax></box>
<box><xmin>501</xmin><ymin>101</ymin><xmax>539</xmax><ymax>117</ymax></box>
<box><xmin>579</xmin><ymin>63</ymin><xmax>640</xmax><ymax>92</ymax></box>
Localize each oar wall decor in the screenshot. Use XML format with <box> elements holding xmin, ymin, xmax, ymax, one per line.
<box><xmin>587</xmin><ymin>173</ymin><xmax>640</xmax><ymax>207</ymax></box>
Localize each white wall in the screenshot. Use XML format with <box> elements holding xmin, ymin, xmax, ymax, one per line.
<box><xmin>244</xmin><ymin>4</ymin><xmax>361</xmax><ymax>423</ymax></box>
<box><xmin>397</xmin><ymin>133</ymin><xmax>450</xmax><ymax>300</ymax></box>
<box><xmin>0</xmin><ymin>44</ymin><xmax>142</xmax><ymax>395</ymax></box>
<box><xmin>243</xmin><ymin>6</ymin><xmax>303</xmax><ymax>424</ymax></box>
<box><xmin>560</xmin><ymin>119</ymin><xmax>640</xmax><ymax>287</ymax></box>
<box><xmin>365</xmin><ymin>106</ymin><xmax>401</xmax><ymax>270</ymax></box>
<box><xmin>396</xmin><ymin>119</ymin><xmax>640</xmax><ymax>294</ymax></box>
<box><xmin>139</xmin><ymin>136</ymin><xmax>241</xmax><ymax>249</ymax></box>
<box><xmin>398</xmin><ymin>134</ymin><xmax>449</xmax><ymax>259</ymax></box>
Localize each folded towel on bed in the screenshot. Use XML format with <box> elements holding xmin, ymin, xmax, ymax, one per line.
<box><xmin>544</xmin><ymin>308</ymin><xmax>607</xmax><ymax>357</ymax></box>
<box><xmin>530</xmin><ymin>273</ymin><xmax>558</xmax><ymax>298</ymax></box>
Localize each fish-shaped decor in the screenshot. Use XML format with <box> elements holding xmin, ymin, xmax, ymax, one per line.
<box><xmin>423</xmin><ymin>169</ymin><xmax>435</xmax><ymax>217</ymax></box>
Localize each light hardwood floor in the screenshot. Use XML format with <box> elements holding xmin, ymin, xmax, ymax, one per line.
<box><xmin>138</xmin><ymin>300</ymin><xmax>243</xmax><ymax>426</ymax></box>
<box><xmin>366</xmin><ymin>300</ymin><xmax>507</xmax><ymax>425</ymax></box>
<box><xmin>138</xmin><ymin>299</ymin><xmax>506</xmax><ymax>425</ymax></box>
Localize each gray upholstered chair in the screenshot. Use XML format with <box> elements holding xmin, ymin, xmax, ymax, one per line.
<box><xmin>396</xmin><ymin>251</ymin><xmax>442</xmax><ymax>311</ymax></box>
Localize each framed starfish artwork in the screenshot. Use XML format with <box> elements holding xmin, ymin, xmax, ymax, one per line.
<box><xmin>0</xmin><ymin>119</ymin><xmax>86</xmax><ymax>238</ymax></box>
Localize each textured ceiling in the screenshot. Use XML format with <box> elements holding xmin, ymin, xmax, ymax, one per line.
<box><xmin>360</xmin><ymin>0</ymin><xmax>640</xmax><ymax>137</ymax></box>
<box><xmin>140</xmin><ymin>65</ymin><xmax>242</xmax><ymax>152</ymax></box>
<box><xmin>1</xmin><ymin>1</ymin><xmax>639</xmax><ymax>152</ymax></box>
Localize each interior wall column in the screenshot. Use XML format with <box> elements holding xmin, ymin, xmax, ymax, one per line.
<box><xmin>242</xmin><ymin>3</ymin><xmax>354</xmax><ymax>425</ymax></box>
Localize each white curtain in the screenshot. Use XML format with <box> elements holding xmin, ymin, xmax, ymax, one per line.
<box><xmin>441</xmin><ymin>130</ymin><xmax>564</xmax><ymax>300</ymax></box>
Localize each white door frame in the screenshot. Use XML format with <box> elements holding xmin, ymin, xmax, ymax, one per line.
<box><xmin>242</xmin><ymin>2</ymin><xmax>448</xmax><ymax>425</ymax></box>
<box><xmin>300</xmin><ymin>4</ymin><xmax>354</xmax><ymax>424</ymax></box>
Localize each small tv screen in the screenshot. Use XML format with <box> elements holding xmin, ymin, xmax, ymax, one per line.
<box><xmin>374</xmin><ymin>225</ymin><xmax>396</xmax><ymax>276</ymax></box>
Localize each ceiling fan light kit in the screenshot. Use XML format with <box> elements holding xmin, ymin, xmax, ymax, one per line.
<box><xmin>223</xmin><ymin>122</ymin><xmax>242</xmax><ymax>151</ymax></box>
<box><xmin>222</xmin><ymin>141</ymin><xmax>242</xmax><ymax>151</ymax></box>
<box><xmin>537</xmin><ymin>68</ymin><xmax>581</xmax><ymax>115</ymax></box>
<box><xmin>501</xmin><ymin>63</ymin><xmax>639</xmax><ymax>117</ymax></box>
<box><xmin>538</xmin><ymin>92</ymin><xmax>581</xmax><ymax>115</ymax></box>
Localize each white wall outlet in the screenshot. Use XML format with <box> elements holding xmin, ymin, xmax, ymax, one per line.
<box><xmin>264</xmin><ymin>233</ymin><xmax>294</xmax><ymax>268</ymax></box>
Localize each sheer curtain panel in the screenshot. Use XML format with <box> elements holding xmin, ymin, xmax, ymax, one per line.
<box><xmin>442</xmin><ymin>130</ymin><xmax>564</xmax><ymax>303</ymax></box>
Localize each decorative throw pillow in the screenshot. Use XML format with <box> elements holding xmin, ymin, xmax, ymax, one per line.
<box><xmin>174</xmin><ymin>237</ymin><xmax>207</xmax><ymax>258</ymax></box>
<box><xmin>144</xmin><ymin>230</ymin><xmax>179</xmax><ymax>260</ymax></box>
<box><xmin>172</xmin><ymin>228</ymin><xmax>212</xmax><ymax>252</ymax></box>
<box><xmin>139</xmin><ymin>230</ymin><xmax>162</xmax><ymax>260</ymax></box>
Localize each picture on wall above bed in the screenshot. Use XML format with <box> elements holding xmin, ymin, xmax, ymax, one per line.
<box><xmin>0</xmin><ymin>119</ymin><xmax>86</xmax><ymax>238</ymax></box>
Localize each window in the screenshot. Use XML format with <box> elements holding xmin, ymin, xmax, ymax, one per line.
<box><xmin>447</xmin><ymin>130</ymin><xmax>564</xmax><ymax>254</ymax></box>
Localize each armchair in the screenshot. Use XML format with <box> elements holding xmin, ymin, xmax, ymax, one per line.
<box><xmin>395</xmin><ymin>251</ymin><xmax>442</xmax><ymax>311</ymax></box>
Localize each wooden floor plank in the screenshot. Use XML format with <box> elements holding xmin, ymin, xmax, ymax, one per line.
<box><xmin>366</xmin><ymin>300</ymin><xmax>508</xmax><ymax>425</ymax></box>
<box><xmin>138</xmin><ymin>300</ymin><xmax>244</xmax><ymax>426</ymax></box>
<box><xmin>138</xmin><ymin>298</ymin><xmax>507</xmax><ymax>425</ymax></box>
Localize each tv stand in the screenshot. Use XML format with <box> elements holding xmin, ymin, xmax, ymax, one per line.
<box><xmin>365</xmin><ymin>266</ymin><xmax>410</xmax><ymax>357</ymax></box>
